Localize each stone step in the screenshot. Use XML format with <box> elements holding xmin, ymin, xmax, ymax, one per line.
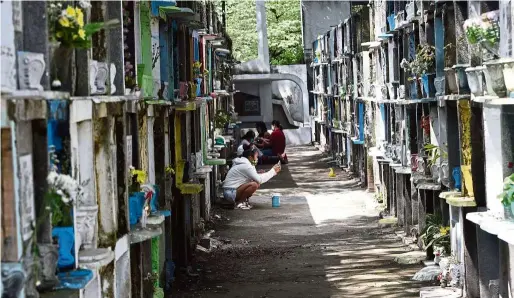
<box><xmin>394</xmin><ymin>250</ymin><xmax>426</xmax><ymax>265</ymax></box>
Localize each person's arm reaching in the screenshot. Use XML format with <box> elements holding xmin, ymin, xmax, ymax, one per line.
<box><xmin>245</xmin><ymin>164</ymin><xmax>280</xmax><ymax>184</ymax></box>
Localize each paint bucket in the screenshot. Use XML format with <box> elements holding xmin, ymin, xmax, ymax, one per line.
<box><xmin>272</xmin><ymin>194</ymin><xmax>280</xmax><ymax>208</ymax></box>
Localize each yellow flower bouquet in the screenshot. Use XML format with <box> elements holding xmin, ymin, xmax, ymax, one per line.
<box><xmin>52</xmin><ymin>5</ymin><xmax>118</xmax><ymax>49</ymax></box>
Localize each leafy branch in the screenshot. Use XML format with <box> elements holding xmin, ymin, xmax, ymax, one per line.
<box><xmin>424</xmin><ymin>144</ymin><xmax>448</xmax><ymax>167</ymax></box>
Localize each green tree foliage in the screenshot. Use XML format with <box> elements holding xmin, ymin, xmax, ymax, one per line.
<box><xmin>225</xmin><ymin>0</ymin><xmax>303</xmax><ymax>65</ymax></box>
<box><xmin>266</xmin><ymin>1</ymin><xmax>303</xmax><ymax>65</ymax></box>
<box><xmin>225</xmin><ymin>0</ymin><xmax>258</xmax><ymax>62</ymax></box>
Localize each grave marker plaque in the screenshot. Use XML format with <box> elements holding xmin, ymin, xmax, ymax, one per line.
<box><xmin>19</xmin><ymin>154</ymin><xmax>35</xmax><ymax>241</ymax></box>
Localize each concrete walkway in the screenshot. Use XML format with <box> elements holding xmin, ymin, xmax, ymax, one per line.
<box><xmin>174</xmin><ymin>146</ymin><xmax>429</xmax><ymax>297</ymax></box>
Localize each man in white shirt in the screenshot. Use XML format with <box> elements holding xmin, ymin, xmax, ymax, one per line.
<box><xmin>222</xmin><ymin>147</ymin><xmax>281</xmax><ymax>209</ymax></box>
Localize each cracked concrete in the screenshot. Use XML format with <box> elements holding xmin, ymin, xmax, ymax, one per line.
<box><xmin>173</xmin><ymin>146</ymin><xmax>431</xmax><ymax>297</ymax></box>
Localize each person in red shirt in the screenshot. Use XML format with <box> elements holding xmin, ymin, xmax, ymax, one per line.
<box><xmin>259</xmin><ymin>120</ymin><xmax>288</xmax><ymax>164</ymax></box>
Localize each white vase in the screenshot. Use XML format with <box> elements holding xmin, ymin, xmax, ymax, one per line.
<box><xmin>501</xmin><ymin>58</ymin><xmax>514</xmax><ymax>98</ymax></box>
<box><xmin>75</xmin><ymin>205</ymin><xmax>98</xmax><ymax>249</ymax></box>
<box><xmin>465</xmin><ymin>66</ymin><xmax>485</xmax><ymax>97</ymax></box>
<box><xmin>95</xmin><ymin>62</ymin><xmax>108</xmax><ymax>95</ymax></box>
<box><xmin>109</xmin><ymin>63</ymin><xmax>116</xmax><ymax>95</ymax></box>
<box><xmin>484</xmin><ymin>59</ymin><xmax>507</xmax><ymax>97</ymax></box>
<box><xmin>444</xmin><ymin>67</ymin><xmax>458</xmax><ymax>94</ymax></box>
<box><xmin>406</xmin><ymin>1</ymin><xmax>415</xmax><ymax>21</ymax></box>
<box><xmin>89</xmin><ymin>60</ymin><xmax>98</xmax><ymax>94</ymax></box>
<box><xmin>398</xmin><ymin>85</ymin><xmax>406</xmax><ymax>99</ymax></box>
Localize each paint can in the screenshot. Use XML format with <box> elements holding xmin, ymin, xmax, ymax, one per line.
<box><xmin>272</xmin><ymin>193</ymin><xmax>280</xmax><ymax>208</ymax></box>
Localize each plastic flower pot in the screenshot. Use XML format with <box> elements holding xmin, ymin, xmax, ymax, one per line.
<box><xmin>453</xmin><ymin>65</ymin><xmax>470</xmax><ymax>94</ymax></box>
<box><xmin>452</xmin><ymin>166</ymin><xmax>462</xmax><ymax>191</ymax></box>
<box><xmin>387</xmin><ymin>14</ymin><xmax>395</xmax><ymax>31</ymax></box>
<box><xmin>465</xmin><ymin>66</ymin><xmax>485</xmax><ymax>97</ymax></box>
<box><xmin>484</xmin><ymin>59</ymin><xmax>507</xmax><ymax>97</ymax></box>
<box><xmin>52</xmin><ymin>226</ymin><xmax>75</xmax><ymax>270</ymax></box>
<box><xmin>129</xmin><ymin>192</ymin><xmax>146</xmax><ymax>225</ymax></box>
<box><xmin>195</xmin><ymin>78</ymin><xmax>202</xmax><ymax>96</ymax></box>
<box><xmin>445</xmin><ymin>67</ymin><xmax>459</xmax><ymax>94</ymax></box>
<box><xmin>421</xmin><ymin>73</ymin><xmax>435</xmax><ymax>98</ymax></box>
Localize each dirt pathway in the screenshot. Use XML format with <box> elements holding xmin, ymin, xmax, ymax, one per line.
<box><xmin>174</xmin><ymin>146</ymin><xmax>428</xmax><ymax>297</ymax></box>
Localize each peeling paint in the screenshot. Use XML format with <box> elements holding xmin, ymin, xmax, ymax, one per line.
<box><xmin>458</xmin><ymin>100</ymin><xmax>473</xmax><ymax>197</ymax></box>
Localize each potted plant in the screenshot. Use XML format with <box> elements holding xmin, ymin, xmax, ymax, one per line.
<box><xmin>420</xmin><ymin>214</ymin><xmax>451</xmax><ymax>258</ymax></box>
<box><xmin>425</xmin><ymin>144</ymin><xmax>448</xmax><ymax>181</ymax></box>
<box><xmin>464</xmin><ymin>12</ymin><xmax>505</xmax><ymax>97</ymax></box>
<box><xmin>128</xmin><ymin>166</ymin><xmax>147</xmax><ymax>226</ymax></box>
<box><xmin>45</xmin><ymin>169</ymin><xmax>87</xmax><ymax>270</ymax></box>
<box><xmin>407</xmin><ymin>45</ymin><xmax>436</xmax><ymax>98</ymax></box>
<box><xmin>498</xmin><ymin>173</ymin><xmax>514</xmax><ymax>219</ymax></box>
<box><xmin>214</xmin><ymin>109</ymin><xmax>231</xmax><ymax>131</ymax></box>
<box><xmin>193</xmin><ymin>61</ymin><xmax>208</xmax><ymax>96</ymax></box>
<box><xmin>48</xmin><ymin>3</ymin><xmax>118</xmax><ymax>91</ymax></box>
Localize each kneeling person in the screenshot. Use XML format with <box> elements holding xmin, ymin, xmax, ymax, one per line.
<box><xmin>222</xmin><ymin>148</ymin><xmax>281</xmax><ymax>208</ymax></box>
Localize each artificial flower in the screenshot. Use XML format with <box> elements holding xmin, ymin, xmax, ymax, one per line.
<box><xmin>76</xmin><ymin>9</ymin><xmax>84</xmax><ymax>27</ymax></box>
<box><xmin>439</xmin><ymin>226</ymin><xmax>450</xmax><ymax>236</ymax></box>
<box><xmin>59</xmin><ymin>16</ymin><xmax>71</xmax><ymax>28</ymax></box>
<box><xmin>78</xmin><ymin>29</ymin><xmax>86</xmax><ymax>39</ymax></box>
<box><xmin>56</xmin><ymin>31</ymin><xmax>63</xmax><ymax>38</ymax></box>
<box><xmin>73</xmin><ymin>34</ymin><xmax>78</xmax><ymax>40</ymax></box>
<box><xmin>66</xmin><ymin>6</ymin><xmax>76</xmax><ymax>18</ymax></box>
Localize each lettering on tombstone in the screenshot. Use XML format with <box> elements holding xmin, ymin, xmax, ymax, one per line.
<box><xmin>19</xmin><ymin>154</ymin><xmax>35</xmax><ymax>241</ymax></box>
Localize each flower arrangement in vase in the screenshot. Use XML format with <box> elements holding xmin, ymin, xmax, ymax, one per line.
<box><xmin>409</xmin><ymin>45</ymin><xmax>436</xmax><ymax>98</ymax></box>
<box><xmin>44</xmin><ymin>163</ymin><xmax>87</xmax><ymax>270</ymax></box>
<box><xmin>463</xmin><ymin>11</ymin><xmax>500</xmax><ymax>59</ymax></box>
<box><xmin>48</xmin><ymin>2</ymin><xmax>119</xmax><ymax>90</ymax></box>
<box><xmin>420</xmin><ymin>214</ymin><xmax>450</xmax><ymax>256</ymax></box>
<box><xmin>214</xmin><ymin>109</ymin><xmax>231</xmax><ymax>130</ymax></box>
<box><xmin>128</xmin><ymin>167</ymin><xmax>148</xmax><ymax>226</ymax></box>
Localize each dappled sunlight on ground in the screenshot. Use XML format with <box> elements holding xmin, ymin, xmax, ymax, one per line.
<box><xmin>173</xmin><ymin>145</ymin><xmax>429</xmax><ymax>297</ymax></box>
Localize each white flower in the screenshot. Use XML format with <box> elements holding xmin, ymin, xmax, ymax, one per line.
<box><xmin>61</xmin><ymin>196</ymin><xmax>70</xmax><ymax>204</ymax></box>
<box><xmin>47</xmin><ymin>171</ymin><xmax>58</xmax><ymax>185</ymax></box>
